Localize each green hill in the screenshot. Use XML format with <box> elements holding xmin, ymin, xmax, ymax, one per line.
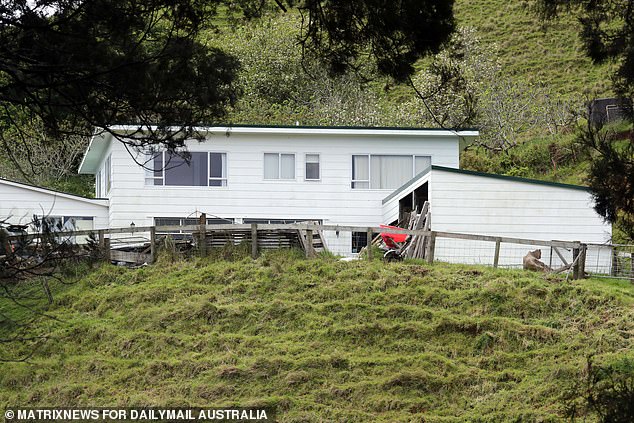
<box><xmin>2</xmin><ymin>251</ymin><xmax>632</xmax><ymax>421</ymax></box>
<box><xmin>454</xmin><ymin>0</ymin><xmax>613</xmax><ymax>98</ymax></box>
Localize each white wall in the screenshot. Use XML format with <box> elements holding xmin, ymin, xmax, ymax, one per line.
<box><xmin>0</xmin><ymin>181</ymin><xmax>109</xmax><ymax>230</ymax></box>
<box><xmin>103</xmin><ymin>132</ymin><xmax>460</xmax><ymax>255</ymax></box>
<box><xmin>430</xmin><ymin>169</ymin><xmax>612</xmax><ymax>269</ymax></box>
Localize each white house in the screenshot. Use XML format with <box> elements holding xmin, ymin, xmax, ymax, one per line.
<box><xmin>73</xmin><ymin>124</ymin><xmax>611</xmax><ymax>261</ymax></box>
<box><xmin>1</xmin><ymin>124</ymin><xmax>612</xmax><ymax>264</ymax></box>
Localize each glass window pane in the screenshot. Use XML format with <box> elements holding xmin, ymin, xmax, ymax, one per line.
<box><xmin>370</xmin><ymin>155</ymin><xmax>412</xmax><ymax>189</ymax></box>
<box><xmin>280</xmin><ymin>154</ymin><xmax>295</xmax><ymax>179</ymax></box>
<box><xmin>306</xmin><ymin>162</ymin><xmax>320</xmax><ymax>179</ymax></box>
<box><xmin>153</xmin><ymin>153</ymin><xmax>163</xmax><ymax>178</ymax></box>
<box><xmin>352</xmin><ymin>155</ymin><xmax>369</xmax><ymax>182</ymax></box>
<box><xmin>164</xmin><ymin>152</ymin><xmax>208</xmax><ymax>186</ymax></box>
<box><xmin>264</xmin><ymin>153</ymin><xmax>279</xmax><ymax>179</ymax></box>
<box><xmin>352</xmin><ymin>231</ymin><xmax>368</xmax><ymax>253</ymax></box>
<box><xmin>352</xmin><ymin>181</ymin><xmax>369</xmax><ymax>189</ymax></box>
<box><xmin>209</xmin><ymin>153</ymin><xmax>224</xmax><ymax>178</ymax></box>
<box><xmin>415</xmin><ymin>156</ymin><xmax>431</xmax><ymax>174</ymax></box>
<box><xmin>306</xmin><ymin>154</ymin><xmax>319</xmax><ymax>163</ymax></box>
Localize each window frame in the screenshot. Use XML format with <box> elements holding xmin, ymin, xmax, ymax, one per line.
<box><xmin>144</xmin><ymin>150</ymin><xmax>228</xmax><ymax>187</ymax></box>
<box><xmin>95</xmin><ymin>170</ymin><xmax>102</xmax><ymax>198</ymax></box>
<box><xmin>304</xmin><ymin>153</ymin><xmax>321</xmax><ymax>181</ymax></box>
<box><xmin>104</xmin><ymin>155</ymin><xmax>112</xmax><ymax>193</ymax></box>
<box><xmin>351</xmin><ymin>154</ymin><xmax>432</xmax><ymax>190</ymax></box>
<box><xmin>351</xmin><ymin>231</ymin><xmax>368</xmax><ymax>254</ymax></box>
<box><xmin>263</xmin><ymin>152</ymin><xmax>296</xmax><ymax>181</ymax></box>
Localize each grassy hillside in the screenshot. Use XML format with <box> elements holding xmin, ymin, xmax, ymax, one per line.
<box><xmin>2</xmin><ymin>251</ymin><xmax>633</xmax><ymax>421</ymax></box>
<box><xmin>454</xmin><ymin>0</ymin><xmax>613</xmax><ymax>99</ymax></box>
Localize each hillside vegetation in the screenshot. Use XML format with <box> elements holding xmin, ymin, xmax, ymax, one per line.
<box><xmin>453</xmin><ymin>0</ymin><xmax>612</xmax><ymax>98</ymax></box>
<box><xmin>1</xmin><ymin>251</ymin><xmax>633</xmax><ymax>421</ymax></box>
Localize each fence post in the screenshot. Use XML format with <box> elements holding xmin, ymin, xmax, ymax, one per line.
<box><xmin>251</xmin><ymin>223</ymin><xmax>258</xmax><ymax>259</ymax></box>
<box><xmin>366</xmin><ymin>228</ymin><xmax>373</xmax><ymax>261</ymax></box>
<box><xmin>611</xmin><ymin>247</ymin><xmax>619</xmax><ymax>276</ymax></box>
<box><xmin>630</xmin><ymin>252</ymin><xmax>634</xmax><ymax>283</ymax></box>
<box><xmin>572</xmin><ymin>246</ymin><xmax>580</xmax><ymax>280</ymax></box>
<box><xmin>149</xmin><ymin>226</ymin><xmax>156</xmax><ymax>263</ymax></box>
<box><xmin>104</xmin><ymin>237</ymin><xmax>110</xmax><ymax>262</ymax></box>
<box><xmin>426</xmin><ymin>231</ymin><xmax>436</xmax><ymax>264</ymax></box>
<box><xmin>579</xmin><ymin>243</ymin><xmax>587</xmax><ymax>279</ymax></box>
<box><xmin>198</xmin><ymin>213</ymin><xmax>206</xmax><ymax>257</ymax></box>
<box><xmin>98</xmin><ymin>229</ymin><xmax>105</xmax><ymax>260</ymax></box>
<box><xmin>493</xmin><ymin>238</ymin><xmax>501</xmax><ymax>268</ymax></box>
<box><xmin>306</xmin><ymin>229</ymin><xmax>314</xmax><ymax>258</ymax></box>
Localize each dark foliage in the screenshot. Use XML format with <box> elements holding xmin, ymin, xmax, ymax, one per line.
<box><xmin>536</xmin><ymin>0</ymin><xmax>634</xmax><ymax>240</ymax></box>
<box><xmin>298</xmin><ymin>0</ymin><xmax>455</xmax><ymax>81</ymax></box>
<box><xmin>0</xmin><ymin>0</ymin><xmax>240</xmax><ymax>152</ymax></box>
<box><xmin>0</xmin><ymin>0</ymin><xmax>456</xmax><ymax>156</ymax></box>
<box><xmin>578</xmin><ymin>122</ymin><xmax>634</xmax><ymax>239</ymax></box>
<box><xmin>563</xmin><ymin>356</ymin><xmax>634</xmax><ymax>422</ymax></box>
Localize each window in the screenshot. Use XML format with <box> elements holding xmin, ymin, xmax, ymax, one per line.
<box><xmin>145</xmin><ymin>151</ymin><xmax>227</xmax><ymax>187</ymax></box>
<box><xmin>96</xmin><ymin>171</ymin><xmax>102</xmax><ymax>197</ymax></box>
<box><xmin>264</xmin><ymin>153</ymin><xmax>295</xmax><ymax>180</ymax></box>
<box><xmin>105</xmin><ymin>155</ymin><xmax>112</xmax><ymax>193</ymax></box>
<box><xmin>352</xmin><ymin>155</ymin><xmax>369</xmax><ymax>189</ymax></box>
<box><xmin>352</xmin><ymin>231</ymin><xmax>368</xmax><ymax>254</ymax></box>
<box><xmin>208</xmin><ymin>153</ymin><xmax>227</xmax><ymax>186</ymax></box>
<box><xmin>351</xmin><ymin>155</ymin><xmax>431</xmax><ymax>189</ymax></box>
<box><xmin>243</xmin><ymin>218</ymin><xmax>322</xmax><ymax>224</ymax></box>
<box><xmin>305</xmin><ymin>154</ymin><xmax>320</xmax><ymax>180</ymax></box>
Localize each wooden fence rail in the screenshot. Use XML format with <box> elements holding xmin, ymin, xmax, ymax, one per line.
<box><xmin>6</xmin><ymin>223</ymin><xmax>589</xmax><ymax>278</ymax></box>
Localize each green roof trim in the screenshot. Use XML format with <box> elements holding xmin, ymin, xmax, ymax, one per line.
<box><xmin>114</xmin><ymin>123</ymin><xmax>480</xmax><ymax>132</ymax></box>
<box><xmin>431</xmin><ymin>166</ymin><xmax>590</xmax><ymax>191</ymax></box>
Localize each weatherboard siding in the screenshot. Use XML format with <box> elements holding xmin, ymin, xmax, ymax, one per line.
<box><xmin>0</xmin><ymin>181</ymin><xmax>108</xmax><ymax>229</ymax></box>
<box><xmin>104</xmin><ymin>133</ymin><xmax>460</xmax><ymax>255</ymax></box>
<box><xmin>430</xmin><ymin>168</ymin><xmax>612</xmax><ymax>268</ymax></box>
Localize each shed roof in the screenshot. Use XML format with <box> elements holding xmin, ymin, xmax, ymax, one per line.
<box><xmin>0</xmin><ymin>178</ymin><xmax>108</xmax><ymax>206</ymax></box>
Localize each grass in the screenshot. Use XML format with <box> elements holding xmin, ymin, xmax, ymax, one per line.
<box><xmin>1</xmin><ymin>250</ymin><xmax>633</xmax><ymax>421</ymax></box>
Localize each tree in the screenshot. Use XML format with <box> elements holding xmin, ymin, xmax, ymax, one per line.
<box><xmin>535</xmin><ymin>0</ymin><xmax>634</xmax><ymax>240</ymax></box>
<box><xmin>212</xmin><ymin>14</ymin><xmax>389</xmax><ymax>126</ymax></box>
<box><xmin>0</xmin><ymin>0</ymin><xmax>456</xmax><ymax>158</ymax></box>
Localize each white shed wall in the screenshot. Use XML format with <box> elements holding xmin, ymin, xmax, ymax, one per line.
<box><xmin>104</xmin><ymin>132</ymin><xmax>460</xmax><ymax>255</ymax></box>
<box><xmin>430</xmin><ymin>169</ymin><xmax>612</xmax><ymax>269</ymax></box>
<box><xmin>0</xmin><ymin>181</ymin><xmax>109</xmax><ymax>230</ymax></box>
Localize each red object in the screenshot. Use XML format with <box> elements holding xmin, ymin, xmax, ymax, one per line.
<box><xmin>380</xmin><ymin>225</ymin><xmax>408</xmax><ymax>249</ymax></box>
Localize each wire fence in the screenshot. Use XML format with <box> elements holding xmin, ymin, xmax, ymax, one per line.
<box><xmin>5</xmin><ymin>221</ymin><xmax>632</xmax><ymax>281</ymax></box>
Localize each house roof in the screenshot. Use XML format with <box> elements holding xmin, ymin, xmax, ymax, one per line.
<box><xmin>0</xmin><ymin>177</ymin><xmax>108</xmax><ymax>206</ymax></box>
<box><xmin>78</xmin><ymin>125</ymin><xmax>480</xmax><ymax>174</ymax></box>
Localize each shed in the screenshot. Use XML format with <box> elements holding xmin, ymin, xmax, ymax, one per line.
<box><xmin>0</xmin><ymin>178</ymin><xmax>109</xmax><ymax>231</ymax></box>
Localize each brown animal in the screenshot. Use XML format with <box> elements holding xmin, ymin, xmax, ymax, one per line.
<box><xmin>523</xmin><ymin>249</ymin><xmax>552</xmax><ymax>272</ymax></box>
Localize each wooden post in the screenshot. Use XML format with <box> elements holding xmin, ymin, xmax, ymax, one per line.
<box><xmin>198</xmin><ymin>213</ymin><xmax>206</xmax><ymax>257</ymax></box>
<box><xmin>630</xmin><ymin>252</ymin><xmax>634</xmax><ymax>283</ymax></box>
<box><xmin>104</xmin><ymin>237</ymin><xmax>111</xmax><ymax>261</ymax></box>
<box><xmin>251</xmin><ymin>223</ymin><xmax>258</xmax><ymax>259</ymax></box>
<box><xmin>572</xmin><ymin>246</ymin><xmax>580</xmax><ymax>280</ymax></box>
<box><xmin>493</xmin><ymin>238</ymin><xmax>501</xmax><ymax>268</ymax></box>
<box><xmin>579</xmin><ymin>244</ymin><xmax>587</xmax><ymax>279</ymax></box>
<box><xmin>98</xmin><ymin>229</ymin><xmax>105</xmax><ymax>260</ymax></box>
<box><xmin>611</xmin><ymin>247</ymin><xmax>619</xmax><ymax>276</ymax></box>
<box><xmin>149</xmin><ymin>226</ymin><xmax>156</xmax><ymax>263</ymax></box>
<box><xmin>366</xmin><ymin>228</ymin><xmax>373</xmax><ymax>261</ymax></box>
<box><xmin>306</xmin><ymin>229</ymin><xmax>315</xmax><ymax>258</ymax></box>
<box><xmin>426</xmin><ymin>231</ymin><xmax>436</xmax><ymax>264</ymax></box>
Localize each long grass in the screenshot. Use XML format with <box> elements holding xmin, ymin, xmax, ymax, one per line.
<box><xmin>1</xmin><ymin>250</ymin><xmax>632</xmax><ymax>421</ymax></box>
